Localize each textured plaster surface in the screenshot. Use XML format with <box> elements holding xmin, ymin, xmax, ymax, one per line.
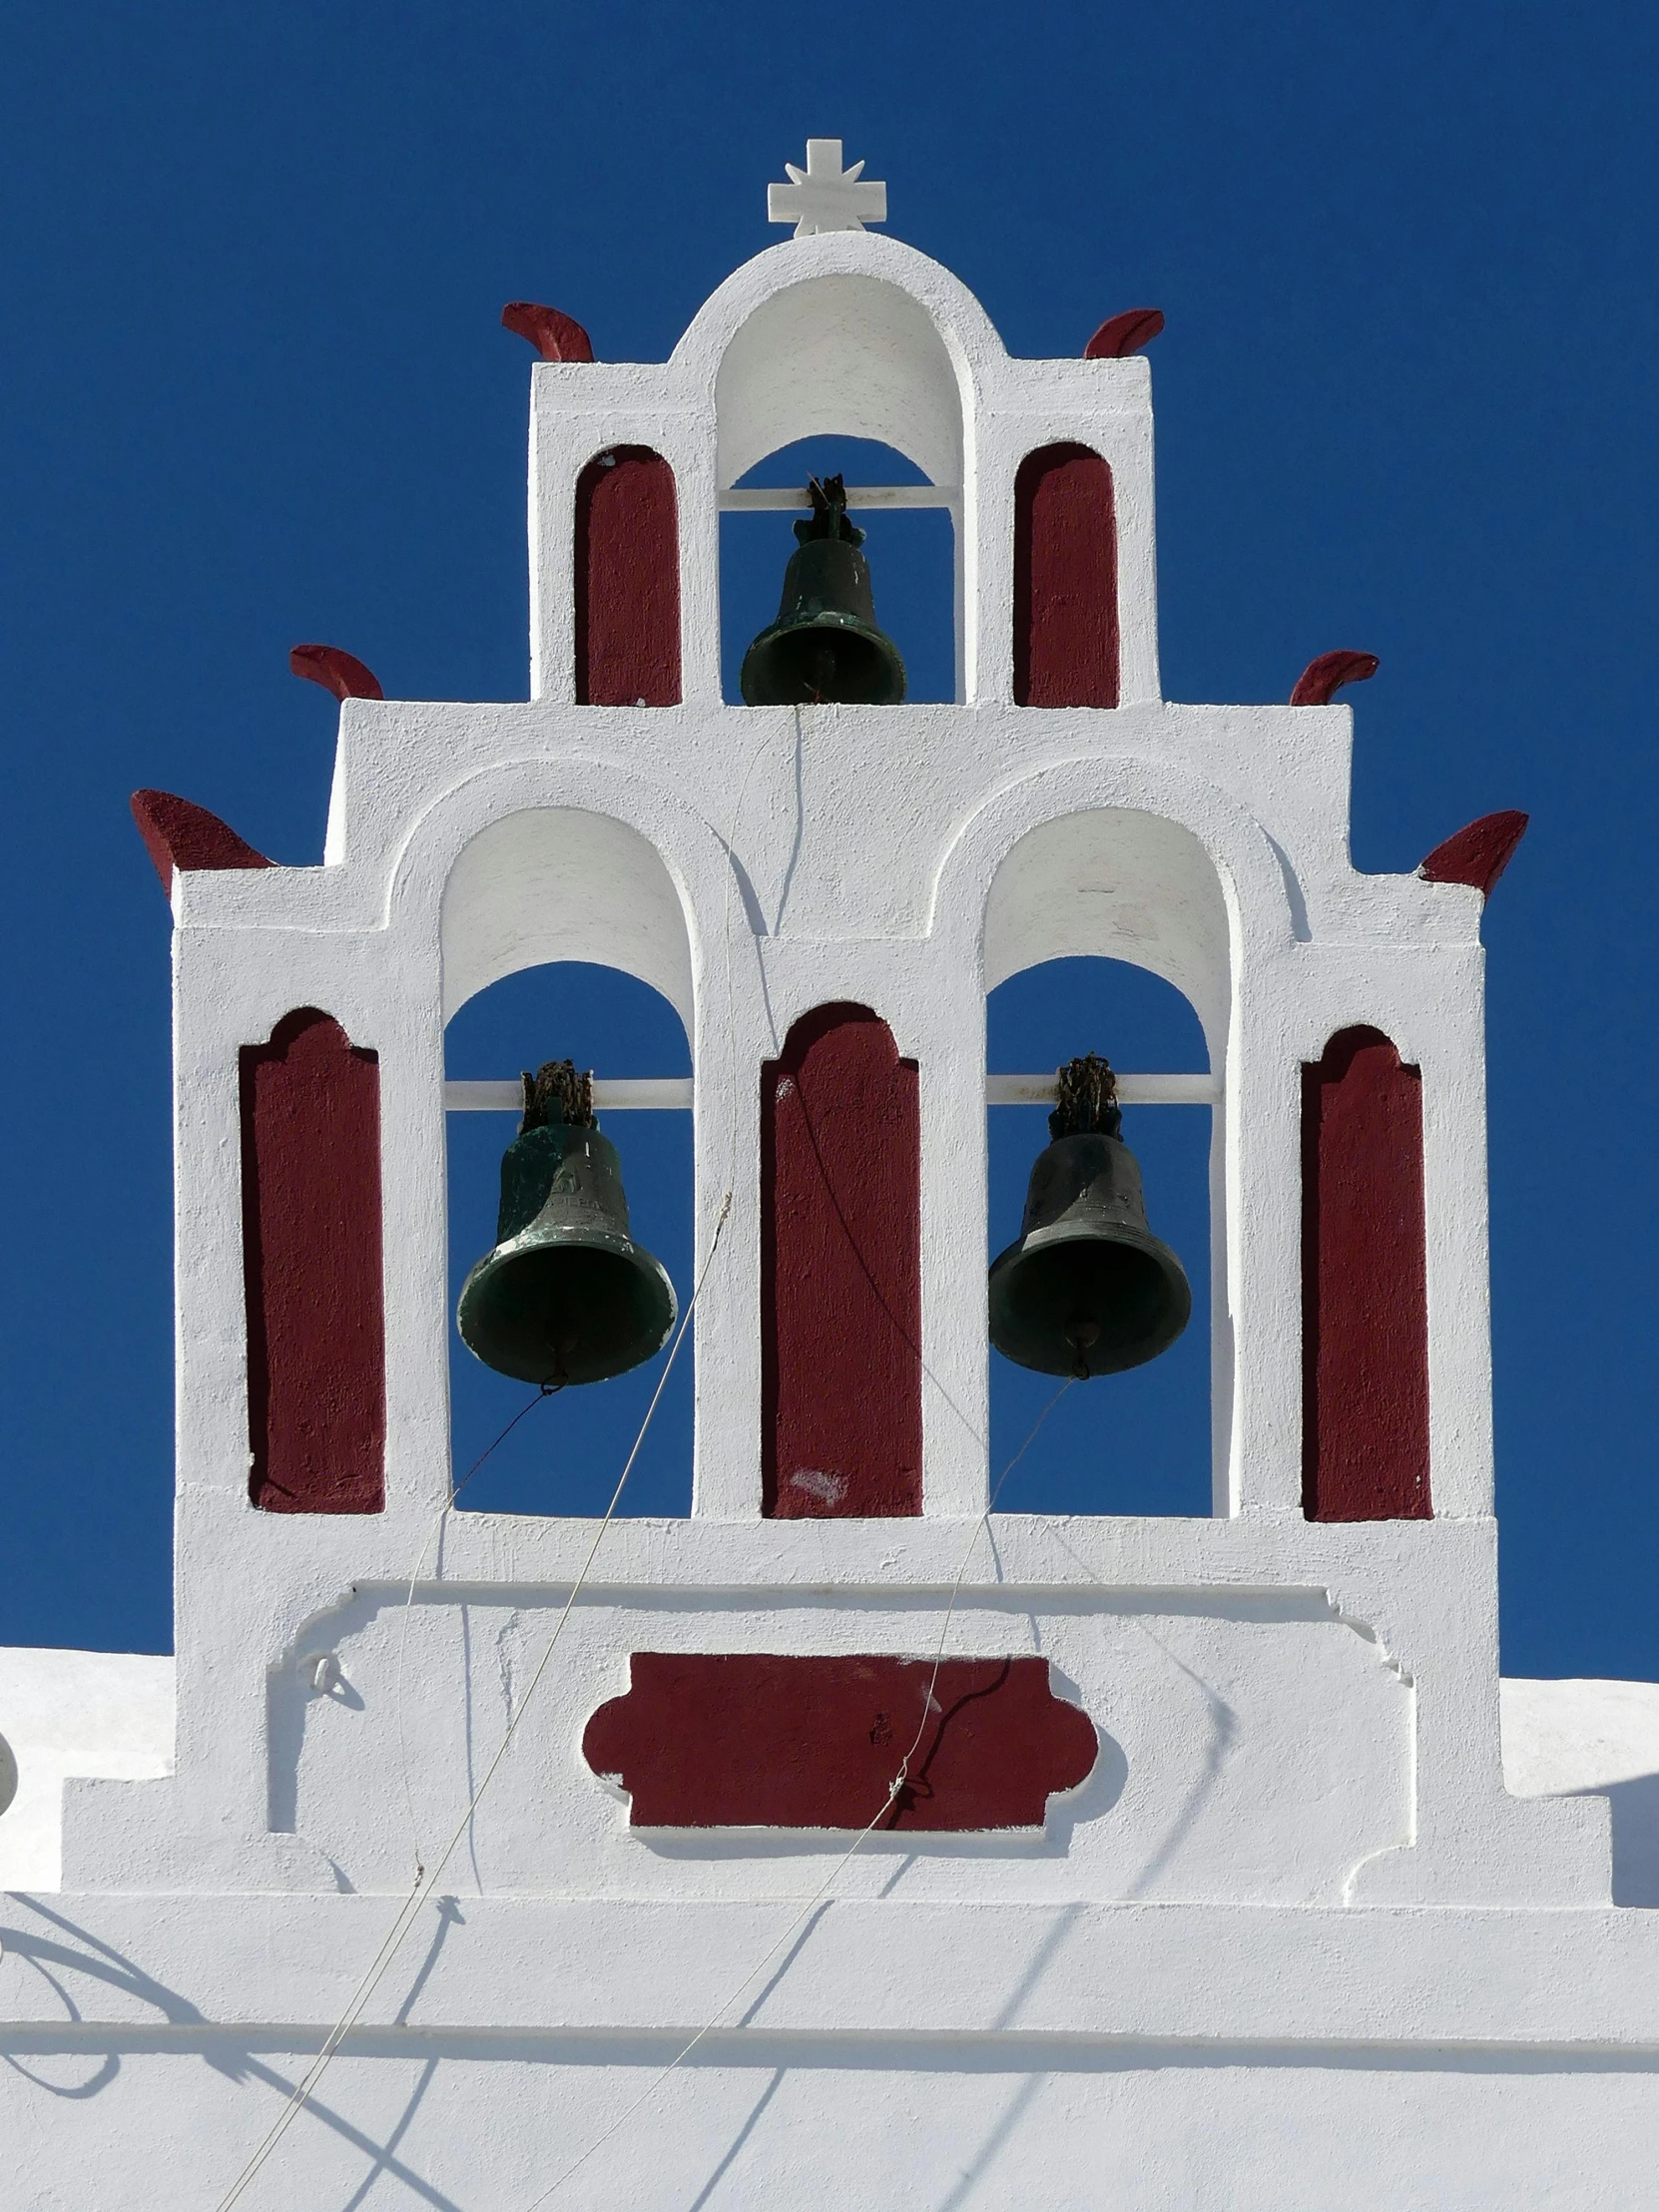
<box><xmin>0</xmin><ymin>1649</ymin><xmax>173</xmax><ymax>1891</ymax></box>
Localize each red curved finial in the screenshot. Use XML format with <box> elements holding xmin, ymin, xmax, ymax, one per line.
<box><xmin>289</xmin><ymin>644</ymin><xmax>383</xmax><ymax>702</ymax></box>
<box><xmin>501</xmin><ymin>302</ymin><xmax>595</xmax><ymax>362</ymax></box>
<box><xmin>1083</xmin><ymin>311</ymin><xmax>1159</xmax><ymax>362</ymax></box>
<box><xmin>1418</xmin><ymin>811</ymin><xmax>1529</xmax><ymax>898</ymax></box>
<box><xmin>1084</xmin><ymin>307</ymin><xmax>1165</xmax><ymax>359</ymax></box>
<box><xmin>131</xmin><ymin>790</ymin><xmax>272</xmax><ymax>896</ymax></box>
<box><xmin>1291</xmin><ymin>650</ymin><xmax>1380</xmax><ymax>706</ymax></box>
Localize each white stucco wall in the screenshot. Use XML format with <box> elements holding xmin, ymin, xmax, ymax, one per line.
<box><xmin>1502</xmin><ymin>1677</ymin><xmax>1659</xmax><ymax>1908</ymax></box>
<box><xmin>9</xmin><ymin>1654</ymin><xmax>1651</xmax><ymax>1911</ymax></box>
<box><xmin>0</xmin><ymin>1649</ymin><xmax>173</xmax><ymax>1891</ymax></box>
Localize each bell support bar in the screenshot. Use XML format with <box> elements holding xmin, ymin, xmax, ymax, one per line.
<box><xmin>720</xmin><ymin>485</ymin><xmax>956</xmax><ymax>511</ymax></box>
<box><xmin>446</xmin><ymin>1079</ymin><xmax>692</xmax><ymax>1112</ymax></box>
<box><xmin>444</xmin><ymin>1073</ymin><xmax>1218</xmax><ymax>1112</ymax></box>
<box><xmin>986</xmin><ymin>1072</ymin><xmax>1215</xmax><ymax>1106</ymax></box>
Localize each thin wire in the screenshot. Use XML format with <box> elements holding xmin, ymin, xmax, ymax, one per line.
<box><xmin>716</xmin><ymin>706</ymin><xmax>994</xmax><ymax>1505</ymax></box>
<box><xmin>210</xmin><ymin>1196</ymin><xmax>733</xmax><ymax>2212</ymax></box>
<box><xmin>389</xmin><ymin>750</ymin><xmax>778</xmax><ymax>1876</ymax></box>
<box><xmin>218</xmin><ymin>712</ymin><xmax>998</xmax><ymax>2209</ymax></box>
<box><xmin>394</xmin><ymin>1381</ymin><xmax>562</xmax><ymax>1878</ymax></box>
<box><xmin>718</xmin><ymin>714</ymin><xmax>791</xmax><ymax>1158</ymax></box>
<box><xmin>219</xmin><ymin>726</ymin><xmax>777</xmax><ymax>2208</ymax></box>
<box><xmin>517</xmin><ymin>1375</ymin><xmax>1075</xmax><ymax>2211</ymax></box>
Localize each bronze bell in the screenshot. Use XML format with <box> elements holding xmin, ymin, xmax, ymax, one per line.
<box><xmin>457</xmin><ymin>1061</ymin><xmax>676</xmax><ymax>1386</ymax></box>
<box><xmin>988</xmin><ymin>1054</ymin><xmax>1192</xmax><ymax>1380</ymax></box>
<box><xmin>740</xmin><ymin>474</ymin><xmax>907</xmax><ymax>706</ymax></box>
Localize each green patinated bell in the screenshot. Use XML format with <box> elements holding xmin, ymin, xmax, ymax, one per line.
<box><xmin>988</xmin><ymin>1132</ymin><xmax>1192</xmax><ymax>1379</ymax></box>
<box><xmin>457</xmin><ymin>1114</ymin><xmax>676</xmax><ymax>1386</ymax></box>
<box><xmin>740</xmin><ymin>473</ymin><xmax>907</xmax><ymax>707</ymax></box>
<box><xmin>988</xmin><ymin>1062</ymin><xmax>1193</xmax><ymax>1381</ymax></box>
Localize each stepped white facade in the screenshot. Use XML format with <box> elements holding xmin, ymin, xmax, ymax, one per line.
<box><xmin>4</xmin><ymin>169</ymin><xmax>1658</xmax><ymax>2208</ymax></box>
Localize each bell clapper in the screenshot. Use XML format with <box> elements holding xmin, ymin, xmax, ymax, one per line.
<box><xmin>1064</xmin><ymin>1319</ymin><xmax>1101</xmax><ymax>1382</ymax></box>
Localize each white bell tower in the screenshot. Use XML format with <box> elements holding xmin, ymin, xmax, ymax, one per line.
<box><xmin>6</xmin><ymin>144</ymin><xmax>1659</xmax><ymax>2210</ymax></box>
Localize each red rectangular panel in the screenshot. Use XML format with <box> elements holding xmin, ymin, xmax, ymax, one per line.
<box><xmin>241</xmin><ymin>1008</ymin><xmax>385</xmax><ymax>1512</ymax></box>
<box><xmin>1013</xmin><ymin>442</ymin><xmax>1119</xmax><ymax>708</ymax></box>
<box><xmin>1302</xmin><ymin>1026</ymin><xmax>1431</xmax><ymax>1519</ymax></box>
<box><xmin>583</xmin><ymin>1653</ymin><xmax>1099</xmax><ymax>1831</ymax></box>
<box><xmin>761</xmin><ymin>1003</ymin><xmax>922</xmax><ymax>1516</ymax></box>
<box><xmin>574</xmin><ymin>446</ymin><xmax>681</xmax><ymax>706</ymax></box>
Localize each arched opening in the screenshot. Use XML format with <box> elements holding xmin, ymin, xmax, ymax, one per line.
<box><xmin>439</xmin><ymin>808</ymin><xmax>698</xmax><ymax>1516</ymax></box>
<box><xmin>444</xmin><ymin>961</ymin><xmax>693</xmax><ymax>1517</ymax></box>
<box><xmin>720</xmin><ymin>435</ymin><xmax>955</xmax><ymax>704</ymax></box>
<box><xmin>980</xmin><ymin>806</ymin><xmax>1232</xmax><ymax>1516</ymax></box>
<box><xmin>987</xmin><ymin>956</ymin><xmax>1212</xmax><ymax>1515</ymax></box>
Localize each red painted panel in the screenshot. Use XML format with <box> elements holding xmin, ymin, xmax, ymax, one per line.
<box><xmin>241</xmin><ymin>1009</ymin><xmax>385</xmax><ymax>1513</ymax></box>
<box><xmin>1418</xmin><ymin>811</ymin><xmax>1528</xmax><ymax>898</ymax></box>
<box><xmin>584</xmin><ymin>1653</ymin><xmax>1098</xmax><ymax>1831</ymax></box>
<box><xmin>762</xmin><ymin>1004</ymin><xmax>922</xmax><ymax>1518</ymax></box>
<box><xmin>1302</xmin><ymin>1027</ymin><xmax>1431</xmax><ymax>1521</ymax></box>
<box><xmin>131</xmin><ymin>790</ymin><xmax>271</xmax><ymax>895</ymax></box>
<box><xmin>574</xmin><ymin>447</ymin><xmax>681</xmax><ymax>706</ymax></box>
<box><xmin>1013</xmin><ymin>443</ymin><xmax>1119</xmax><ymax>708</ymax></box>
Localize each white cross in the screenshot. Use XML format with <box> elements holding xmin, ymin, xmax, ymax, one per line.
<box><xmin>767</xmin><ymin>139</ymin><xmax>887</xmax><ymax>238</ymax></box>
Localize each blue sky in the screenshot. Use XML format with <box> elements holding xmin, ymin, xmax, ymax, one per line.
<box><xmin>2</xmin><ymin>3</ymin><xmax>1654</xmax><ymax>1678</ymax></box>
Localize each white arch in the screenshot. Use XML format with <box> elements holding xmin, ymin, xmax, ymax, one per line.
<box><xmin>714</xmin><ymin>274</ymin><xmax>966</xmax><ymax>492</ymax></box>
<box><xmin>670</xmin><ymin>233</ymin><xmax>1003</xmax><ymax>495</ymax></box>
<box><xmin>381</xmin><ymin>763</ymin><xmax>728</xmax><ymax>1037</ymax></box>
<box><xmin>928</xmin><ymin>754</ymin><xmax>1298</xmax><ymax>1066</ymax></box>
<box><xmin>934</xmin><ymin>767</ymin><xmax>1281</xmax><ymax>1522</ymax></box>
<box><xmin>439</xmin><ymin>808</ymin><xmax>694</xmax><ymax>1029</ymax></box>
<box><xmin>983</xmin><ymin>809</ymin><xmax>1231</xmax><ymax>1059</ymax></box>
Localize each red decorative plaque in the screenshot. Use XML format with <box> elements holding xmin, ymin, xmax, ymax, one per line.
<box><xmin>582</xmin><ymin>1653</ymin><xmax>1099</xmax><ymax>1832</ymax></box>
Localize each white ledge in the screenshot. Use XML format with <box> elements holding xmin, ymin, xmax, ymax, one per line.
<box><xmin>11</xmin><ymin>1895</ymin><xmax>1659</xmax><ymax>2043</ymax></box>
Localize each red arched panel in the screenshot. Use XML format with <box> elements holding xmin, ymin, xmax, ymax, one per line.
<box><xmin>762</xmin><ymin>1004</ymin><xmax>922</xmax><ymax>1518</ymax></box>
<box><xmin>574</xmin><ymin>446</ymin><xmax>681</xmax><ymax>706</ymax></box>
<box><xmin>241</xmin><ymin>1008</ymin><xmax>385</xmax><ymax>1513</ymax></box>
<box><xmin>1013</xmin><ymin>442</ymin><xmax>1119</xmax><ymax>708</ymax></box>
<box><xmin>1302</xmin><ymin>1026</ymin><xmax>1431</xmax><ymax>1520</ymax></box>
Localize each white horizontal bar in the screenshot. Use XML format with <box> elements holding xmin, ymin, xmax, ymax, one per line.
<box><xmin>444</xmin><ymin>1078</ymin><xmax>694</xmax><ymax>1112</ymax></box>
<box><xmin>719</xmin><ymin>484</ymin><xmax>956</xmax><ymax>512</ymax></box>
<box><xmin>987</xmin><ymin>1071</ymin><xmax>1219</xmax><ymax>1107</ymax></box>
<box><xmin>444</xmin><ymin>1073</ymin><xmax>1217</xmax><ymax>1112</ymax></box>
